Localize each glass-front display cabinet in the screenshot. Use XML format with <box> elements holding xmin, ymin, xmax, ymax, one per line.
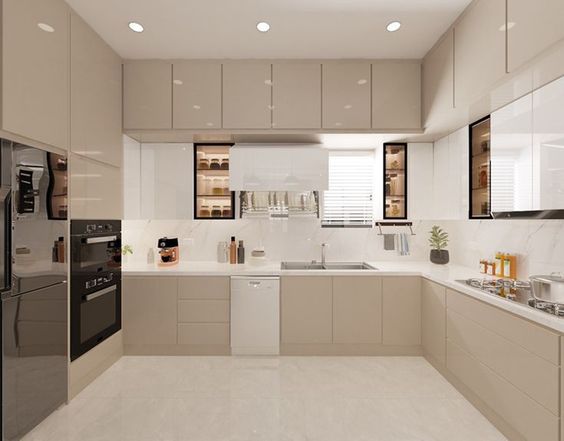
<box><xmin>194</xmin><ymin>144</ymin><xmax>235</xmax><ymax>219</ymax></box>
<box><xmin>469</xmin><ymin>116</ymin><xmax>492</xmax><ymax>219</ymax></box>
<box><xmin>384</xmin><ymin>143</ymin><xmax>407</xmax><ymax>219</ymax></box>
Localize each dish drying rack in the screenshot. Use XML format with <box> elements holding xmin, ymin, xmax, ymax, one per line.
<box><xmin>375</xmin><ymin>221</ymin><xmax>416</xmax><ymax>236</ymax></box>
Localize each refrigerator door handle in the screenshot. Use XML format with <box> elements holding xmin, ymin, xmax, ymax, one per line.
<box><xmin>0</xmin><ymin>187</ymin><xmax>11</xmax><ymax>292</ymax></box>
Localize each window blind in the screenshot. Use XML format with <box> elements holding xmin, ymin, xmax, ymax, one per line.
<box><xmin>322</xmin><ymin>152</ymin><xmax>374</xmax><ymax>227</ymax></box>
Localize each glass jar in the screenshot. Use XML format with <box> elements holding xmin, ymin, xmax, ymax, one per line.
<box><xmin>210</xmin><ymin>158</ymin><xmax>221</xmax><ymax>170</ymax></box>
<box><xmin>222</xmin><ymin>177</ymin><xmax>230</xmax><ymax>195</ymax></box>
<box><xmin>222</xmin><ymin>206</ymin><xmax>232</xmax><ymax>218</ymax></box>
<box><xmin>220</xmin><ymin>158</ymin><xmax>229</xmax><ymax>170</ymax></box>
<box><xmin>211</xmin><ymin>205</ymin><xmax>222</xmax><ymax>217</ymax></box>
<box><xmin>203</xmin><ymin>177</ymin><xmax>212</xmax><ymax>195</ymax></box>
<box><xmin>200</xmin><ymin>205</ymin><xmax>211</xmax><ymax>217</ymax></box>
<box><xmin>198</xmin><ymin>158</ymin><xmax>210</xmax><ymax>170</ymax></box>
<box><xmin>212</xmin><ymin>178</ymin><xmax>223</xmax><ymax>195</ymax></box>
<box><xmin>197</xmin><ymin>175</ymin><xmax>205</xmax><ymax>195</ymax></box>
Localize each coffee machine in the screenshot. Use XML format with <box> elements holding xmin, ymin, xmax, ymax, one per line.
<box><xmin>158</xmin><ymin>237</ymin><xmax>179</xmax><ymax>266</ymax></box>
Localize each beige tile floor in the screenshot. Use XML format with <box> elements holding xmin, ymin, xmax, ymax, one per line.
<box><xmin>23</xmin><ymin>356</ymin><xmax>507</xmax><ymax>441</ymax></box>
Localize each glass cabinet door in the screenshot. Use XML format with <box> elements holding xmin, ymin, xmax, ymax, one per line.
<box><xmin>384</xmin><ymin>143</ymin><xmax>407</xmax><ymax>219</ymax></box>
<box><xmin>194</xmin><ymin>144</ymin><xmax>235</xmax><ymax>219</ymax></box>
<box><xmin>469</xmin><ymin>116</ymin><xmax>492</xmax><ymax>219</ymax></box>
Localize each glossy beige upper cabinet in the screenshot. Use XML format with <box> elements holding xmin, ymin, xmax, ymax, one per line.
<box><xmin>272</xmin><ymin>63</ymin><xmax>321</xmax><ymax>129</ymax></box>
<box><xmin>508</xmin><ymin>0</ymin><xmax>564</xmax><ymax>72</ymax></box>
<box><xmin>3</xmin><ymin>0</ymin><xmax>70</xmax><ymax>150</ymax></box>
<box><xmin>173</xmin><ymin>62</ymin><xmax>222</xmax><ymax>129</ymax></box>
<box><xmin>372</xmin><ymin>62</ymin><xmax>421</xmax><ymax>130</ymax></box>
<box><xmin>322</xmin><ymin>63</ymin><xmax>371</xmax><ymax>129</ymax></box>
<box><xmin>123</xmin><ymin>60</ymin><xmax>172</xmax><ymax>130</ymax></box>
<box><xmin>222</xmin><ymin>62</ymin><xmax>272</xmax><ymax>129</ymax></box>
<box><xmin>454</xmin><ymin>0</ymin><xmax>506</xmax><ymax>107</ymax></box>
<box><xmin>70</xmin><ymin>154</ymin><xmax>122</xmax><ymax>220</ymax></box>
<box><xmin>70</xmin><ymin>13</ymin><xmax>122</xmax><ymax>167</ymax></box>
<box><xmin>422</xmin><ymin>30</ymin><xmax>454</xmax><ymax>128</ymax></box>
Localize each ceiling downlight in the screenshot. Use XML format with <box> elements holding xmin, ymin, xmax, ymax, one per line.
<box><xmin>128</xmin><ymin>21</ymin><xmax>144</xmax><ymax>33</ymax></box>
<box><xmin>256</xmin><ymin>22</ymin><xmax>270</xmax><ymax>32</ymax></box>
<box><xmin>386</xmin><ymin>21</ymin><xmax>401</xmax><ymax>32</ymax></box>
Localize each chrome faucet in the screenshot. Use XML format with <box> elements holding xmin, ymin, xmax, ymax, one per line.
<box><xmin>321</xmin><ymin>243</ymin><xmax>329</xmax><ymax>266</ymax></box>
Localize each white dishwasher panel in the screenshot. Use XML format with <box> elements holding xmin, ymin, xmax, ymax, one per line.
<box><xmin>230</xmin><ymin>276</ymin><xmax>280</xmax><ymax>355</ymax></box>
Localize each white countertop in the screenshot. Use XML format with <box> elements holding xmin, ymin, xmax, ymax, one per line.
<box><xmin>123</xmin><ymin>260</ymin><xmax>564</xmax><ymax>333</ymax></box>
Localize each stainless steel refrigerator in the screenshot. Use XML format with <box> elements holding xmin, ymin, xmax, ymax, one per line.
<box><xmin>1</xmin><ymin>140</ymin><xmax>68</xmax><ymax>441</ymax></box>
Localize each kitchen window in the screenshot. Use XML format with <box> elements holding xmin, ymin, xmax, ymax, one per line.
<box><xmin>322</xmin><ymin>151</ymin><xmax>374</xmax><ymax>227</ymax></box>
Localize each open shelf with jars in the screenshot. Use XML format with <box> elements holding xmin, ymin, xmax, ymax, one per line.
<box><xmin>469</xmin><ymin>116</ymin><xmax>492</xmax><ymax>219</ymax></box>
<box><xmin>384</xmin><ymin>143</ymin><xmax>407</xmax><ymax>220</ymax></box>
<box><xmin>46</xmin><ymin>153</ymin><xmax>68</xmax><ymax>220</ymax></box>
<box><xmin>194</xmin><ymin>144</ymin><xmax>235</xmax><ymax>219</ymax></box>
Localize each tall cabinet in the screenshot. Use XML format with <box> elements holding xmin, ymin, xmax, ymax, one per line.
<box><xmin>469</xmin><ymin>116</ymin><xmax>492</xmax><ymax>219</ymax></box>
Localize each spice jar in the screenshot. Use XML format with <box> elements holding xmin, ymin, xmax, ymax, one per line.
<box><xmin>212</xmin><ymin>178</ymin><xmax>223</xmax><ymax>195</ymax></box>
<box><xmin>222</xmin><ymin>206</ymin><xmax>232</xmax><ymax>218</ymax></box>
<box><xmin>220</xmin><ymin>158</ymin><xmax>229</xmax><ymax>170</ymax></box>
<box><xmin>198</xmin><ymin>158</ymin><xmax>210</xmax><ymax>169</ymax></box>
<box><xmin>211</xmin><ymin>205</ymin><xmax>222</xmax><ymax>217</ymax></box>
<box><xmin>200</xmin><ymin>205</ymin><xmax>211</xmax><ymax>217</ymax></box>
<box><xmin>210</xmin><ymin>158</ymin><xmax>221</xmax><ymax>170</ymax></box>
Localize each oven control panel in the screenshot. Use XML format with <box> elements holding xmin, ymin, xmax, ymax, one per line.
<box><xmin>86</xmin><ymin>223</ymin><xmax>114</xmax><ymax>234</ymax></box>
<box><xmin>85</xmin><ymin>272</ymin><xmax>114</xmax><ymax>290</ymax></box>
<box><xmin>71</xmin><ymin>219</ymin><xmax>121</xmax><ymax>236</ymax></box>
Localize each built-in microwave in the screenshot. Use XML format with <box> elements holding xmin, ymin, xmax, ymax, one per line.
<box><xmin>70</xmin><ymin>220</ymin><xmax>121</xmax><ymax>361</ymax></box>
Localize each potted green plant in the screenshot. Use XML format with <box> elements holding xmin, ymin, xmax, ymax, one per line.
<box><xmin>429</xmin><ymin>226</ymin><xmax>449</xmax><ymax>265</ymax></box>
<box><xmin>114</xmin><ymin>244</ymin><xmax>133</xmax><ymax>266</ymax></box>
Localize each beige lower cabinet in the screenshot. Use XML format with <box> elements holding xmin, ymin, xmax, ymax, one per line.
<box><xmin>382</xmin><ymin>277</ymin><xmax>421</xmax><ymax>346</ymax></box>
<box><xmin>123</xmin><ymin>276</ymin><xmax>231</xmax><ymax>354</ymax></box>
<box><xmin>333</xmin><ymin>277</ymin><xmax>382</xmax><ymax>344</ymax></box>
<box><xmin>123</xmin><ymin>277</ymin><xmax>178</xmax><ymax>345</ymax></box>
<box><xmin>421</xmin><ymin>279</ymin><xmax>446</xmax><ymax>365</ymax></box>
<box><xmin>446</xmin><ymin>289</ymin><xmax>561</xmax><ymax>441</ymax></box>
<box><xmin>281</xmin><ymin>276</ymin><xmax>333</xmax><ymax>345</ymax></box>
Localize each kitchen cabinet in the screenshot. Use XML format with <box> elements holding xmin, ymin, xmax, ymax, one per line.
<box><xmin>433</xmin><ymin>127</ymin><xmax>469</xmax><ymax>220</ymax></box>
<box><xmin>446</xmin><ymin>289</ymin><xmax>561</xmax><ymax>441</ymax></box>
<box><xmin>322</xmin><ymin>62</ymin><xmax>371</xmax><ymax>129</ymax></box>
<box><xmin>173</xmin><ymin>62</ymin><xmax>222</xmax><ymax>129</ymax></box>
<box><xmin>272</xmin><ymin>63</ymin><xmax>321</xmax><ymax>129</ymax></box>
<box><xmin>123</xmin><ymin>60</ymin><xmax>172</xmax><ymax>130</ymax></box>
<box><xmin>421</xmin><ymin>280</ymin><xmax>446</xmax><ymax>366</ymax></box>
<box><xmin>491</xmin><ymin>94</ymin><xmax>533</xmax><ymax>214</ymax></box>
<box><xmin>280</xmin><ymin>277</ymin><xmax>332</xmax><ymax>344</ymax></box>
<box><xmin>222</xmin><ymin>62</ymin><xmax>272</xmax><ymax>129</ymax></box>
<box><xmin>507</xmin><ymin>0</ymin><xmax>564</xmax><ymax>73</ymax></box>
<box><xmin>382</xmin><ymin>277</ymin><xmax>421</xmax><ymax>346</ymax></box>
<box><xmin>422</xmin><ymin>30</ymin><xmax>454</xmax><ymax>128</ymax></box>
<box><xmin>332</xmin><ymin>277</ymin><xmax>382</xmax><ymax>344</ymax></box>
<box><xmin>70</xmin><ymin>12</ymin><xmax>122</xmax><ymax>167</ymax></box>
<box><xmin>384</xmin><ymin>143</ymin><xmax>407</xmax><ymax>219</ymax></box>
<box><xmin>372</xmin><ymin>62</ymin><xmax>421</xmax><ymax>130</ymax></box>
<box><xmin>532</xmin><ymin>75</ymin><xmax>564</xmax><ymax>211</ymax></box>
<box><xmin>2</xmin><ymin>0</ymin><xmax>70</xmax><ymax>150</ymax></box>
<box><xmin>123</xmin><ymin>277</ymin><xmax>178</xmax><ymax>346</ymax></box>
<box><xmin>69</xmin><ymin>154</ymin><xmax>122</xmax><ymax>220</ymax></box>
<box><xmin>407</xmin><ymin>143</ymin><xmax>434</xmax><ymax>220</ymax></box>
<box><xmin>454</xmin><ymin>0</ymin><xmax>506</xmax><ymax>108</ymax></box>
<box><xmin>140</xmin><ymin>143</ymin><xmax>193</xmax><ymax>220</ymax></box>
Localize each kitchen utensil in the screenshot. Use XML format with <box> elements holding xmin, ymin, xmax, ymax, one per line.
<box><xmin>530</xmin><ymin>273</ymin><xmax>564</xmax><ymax>305</ymax></box>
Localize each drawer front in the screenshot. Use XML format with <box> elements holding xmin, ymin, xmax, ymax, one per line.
<box><xmin>447</xmin><ymin>340</ymin><xmax>559</xmax><ymax>441</ymax></box>
<box><xmin>447</xmin><ymin>289</ymin><xmax>559</xmax><ymax>364</ymax></box>
<box><xmin>448</xmin><ymin>308</ymin><xmax>559</xmax><ymax>415</ymax></box>
<box><xmin>178</xmin><ymin>300</ymin><xmax>229</xmax><ymax>323</ymax></box>
<box><xmin>382</xmin><ymin>277</ymin><xmax>421</xmax><ymax>346</ymax></box>
<box><xmin>178</xmin><ymin>323</ymin><xmax>229</xmax><ymax>345</ymax></box>
<box><xmin>422</xmin><ymin>279</ymin><xmax>446</xmax><ymax>364</ymax></box>
<box><xmin>178</xmin><ymin>277</ymin><xmax>230</xmax><ymax>300</ymax></box>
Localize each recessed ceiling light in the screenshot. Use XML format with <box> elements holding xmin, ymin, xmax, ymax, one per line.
<box><xmin>128</xmin><ymin>22</ymin><xmax>144</xmax><ymax>33</ymax></box>
<box><xmin>37</xmin><ymin>23</ymin><xmax>55</xmax><ymax>33</ymax></box>
<box><xmin>386</xmin><ymin>21</ymin><xmax>401</xmax><ymax>32</ymax></box>
<box><xmin>257</xmin><ymin>22</ymin><xmax>270</xmax><ymax>32</ymax></box>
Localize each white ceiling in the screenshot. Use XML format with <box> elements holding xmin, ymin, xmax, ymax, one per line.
<box><xmin>66</xmin><ymin>0</ymin><xmax>472</xmax><ymax>60</ymax></box>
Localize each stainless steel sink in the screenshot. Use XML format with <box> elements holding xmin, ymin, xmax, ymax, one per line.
<box><xmin>281</xmin><ymin>262</ymin><xmax>376</xmax><ymax>270</ymax></box>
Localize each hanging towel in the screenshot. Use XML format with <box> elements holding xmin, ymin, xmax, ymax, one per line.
<box><xmin>383</xmin><ymin>234</ymin><xmax>395</xmax><ymax>251</ymax></box>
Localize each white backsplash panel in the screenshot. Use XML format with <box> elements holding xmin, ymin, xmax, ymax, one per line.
<box><xmin>123</xmin><ymin>218</ymin><xmax>564</xmax><ymax>278</ymax></box>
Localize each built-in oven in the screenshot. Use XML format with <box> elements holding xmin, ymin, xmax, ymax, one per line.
<box><xmin>70</xmin><ymin>220</ymin><xmax>121</xmax><ymax>361</ymax></box>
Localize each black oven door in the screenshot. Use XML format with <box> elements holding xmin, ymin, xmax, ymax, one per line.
<box><xmin>71</xmin><ymin>278</ymin><xmax>121</xmax><ymax>361</ymax></box>
<box><xmin>72</xmin><ymin>234</ymin><xmax>121</xmax><ymax>272</ymax></box>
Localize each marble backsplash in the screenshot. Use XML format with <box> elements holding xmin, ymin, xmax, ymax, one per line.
<box><xmin>123</xmin><ymin>218</ymin><xmax>564</xmax><ymax>278</ymax></box>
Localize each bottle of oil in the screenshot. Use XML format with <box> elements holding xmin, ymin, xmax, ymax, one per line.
<box><xmin>229</xmin><ymin>236</ymin><xmax>237</xmax><ymax>264</ymax></box>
